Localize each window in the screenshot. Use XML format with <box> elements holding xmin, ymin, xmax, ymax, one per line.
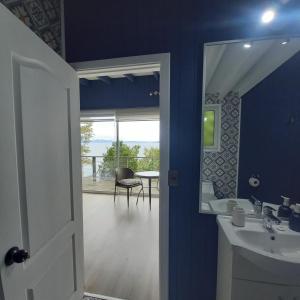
<box><xmin>203</xmin><ymin>104</ymin><xmax>221</xmax><ymax>151</ymax></box>
<box><xmin>80</xmin><ymin>109</ymin><xmax>160</xmax><ymax>193</ymax></box>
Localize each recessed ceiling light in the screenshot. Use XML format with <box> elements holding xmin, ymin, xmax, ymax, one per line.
<box><xmin>280</xmin><ymin>39</ymin><xmax>289</xmax><ymax>45</ymax></box>
<box><xmin>243</xmin><ymin>43</ymin><xmax>252</xmax><ymax>49</ymax></box>
<box><xmin>261</xmin><ymin>9</ymin><xmax>276</xmax><ymax>24</ymax></box>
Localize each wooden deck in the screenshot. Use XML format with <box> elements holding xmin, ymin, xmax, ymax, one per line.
<box><xmin>82</xmin><ymin>176</ymin><xmax>159</xmax><ymax>197</ymax></box>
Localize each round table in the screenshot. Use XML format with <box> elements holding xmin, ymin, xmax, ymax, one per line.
<box><xmin>135</xmin><ymin>171</ymin><xmax>159</xmax><ymax>209</ymax></box>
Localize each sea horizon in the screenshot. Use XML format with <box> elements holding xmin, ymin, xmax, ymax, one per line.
<box><xmin>85</xmin><ymin>140</ymin><xmax>159</xmax><ymax>157</ymax></box>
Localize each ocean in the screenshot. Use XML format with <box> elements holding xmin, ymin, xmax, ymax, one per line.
<box><xmin>86</xmin><ymin>140</ymin><xmax>159</xmax><ymax>157</ymax></box>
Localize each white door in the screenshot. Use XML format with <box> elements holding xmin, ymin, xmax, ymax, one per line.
<box><xmin>0</xmin><ymin>4</ymin><xmax>84</xmax><ymax>300</ymax></box>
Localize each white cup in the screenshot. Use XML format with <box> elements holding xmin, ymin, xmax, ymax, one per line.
<box><xmin>232</xmin><ymin>206</ymin><xmax>246</xmax><ymax>227</ymax></box>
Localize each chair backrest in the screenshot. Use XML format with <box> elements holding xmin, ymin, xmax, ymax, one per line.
<box><xmin>115</xmin><ymin>167</ymin><xmax>135</xmax><ymax>181</ymax></box>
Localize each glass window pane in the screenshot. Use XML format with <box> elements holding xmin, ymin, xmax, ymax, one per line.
<box><xmin>80</xmin><ymin>121</ymin><xmax>116</xmax><ymax>193</ymax></box>
<box><xmin>119</xmin><ymin>121</ymin><xmax>160</xmax><ymax>172</ymax></box>
<box><xmin>204</xmin><ymin>110</ymin><xmax>215</xmax><ymax>146</ymax></box>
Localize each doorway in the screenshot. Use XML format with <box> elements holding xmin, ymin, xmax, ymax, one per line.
<box><xmin>72</xmin><ymin>54</ymin><xmax>170</xmax><ymax>300</ymax></box>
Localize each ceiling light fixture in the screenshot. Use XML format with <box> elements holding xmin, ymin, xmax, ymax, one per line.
<box><xmin>280</xmin><ymin>39</ymin><xmax>289</xmax><ymax>45</ymax></box>
<box><xmin>261</xmin><ymin>9</ymin><xmax>276</xmax><ymax>24</ymax></box>
<box><xmin>243</xmin><ymin>43</ymin><xmax>252</xmax><ymax>49</ymax></box>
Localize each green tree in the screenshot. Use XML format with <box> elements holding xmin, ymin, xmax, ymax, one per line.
<box><xmin>101</xmin><ymin>141</ymin><xmax>141</xmax><ymax>175</ymax></box>
<box><xmin>80</xmin><ymin>122</ymin><xmax>94</xmax><ymax>164</ymax></box>
<box><xmin>137</xmin><ymin>147</ymin><xmax>160</xmax><ymax>171</ymax></box>
<box><xmin>204</xmin><ymin>110</ymin><xmax>215</xmax><ymax>146</ymax></box>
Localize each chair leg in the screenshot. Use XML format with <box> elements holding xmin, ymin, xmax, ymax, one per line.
<box><xmin>136</xmin><ymin>187</ymin><xmax>142</xmax><ymax>205</ymax></box>
<box><xmin>114</xmin><ymin>185</ymin><xmax>117</xmax><ymax>203</ymax></box>
<box><xmin>127</xmin><ymin>188</ymin><xmax>129</xmax><ymax>208</ymax></box>
<box><xmin>142</xmin><ymin>182</ymin><xmax>145</xmax><ymax>202</ymax></box>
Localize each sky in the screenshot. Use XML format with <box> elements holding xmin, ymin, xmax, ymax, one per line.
<box><xmin>91</xmin><ymin>121</ymin><xmax>160</xmax><ymax>142</ymax></box>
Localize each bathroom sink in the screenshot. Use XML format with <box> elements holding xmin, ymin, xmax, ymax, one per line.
<box><xmin>209</xmin><ymin>198</ymin><xmax>254</xmax><ymax>214</ymax></box>
<box><xmin>236</xmin><ymin>230</ymin><xmax>300</xmax><ymax>258</ymax></box>
<box><xmin>217</xmin><ymin>216</ymin><xmax>300</xmax><ymax>277</ymax></box>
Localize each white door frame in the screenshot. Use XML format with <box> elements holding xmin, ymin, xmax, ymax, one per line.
<box><xmin>72</xmin><ymin>53</ymin><xmax>170</xmax><ymax>300</ymax></box>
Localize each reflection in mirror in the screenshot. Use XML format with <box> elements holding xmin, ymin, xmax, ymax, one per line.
<box><xmin>200</xmin><ymin>37</ymin><xmax>300</xmax><ymax>216</ymax></box>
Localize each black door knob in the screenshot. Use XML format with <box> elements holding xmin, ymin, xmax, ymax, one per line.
<box><xmin>5</xmin><ymin>247</ymin><xmax>30</xmax><ymax>266</ymax></box>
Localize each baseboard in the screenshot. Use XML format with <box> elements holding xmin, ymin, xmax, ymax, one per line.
<box><xmin>84</xmin><ymin>292</ymin><xmax>127</xmax><ymax>300</ymax></box>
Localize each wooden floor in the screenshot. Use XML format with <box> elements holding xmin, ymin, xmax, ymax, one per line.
<box><xmin>83</xmin><ymin>193</ymin><xmax>159</xmax><ymax>300</ymax></box>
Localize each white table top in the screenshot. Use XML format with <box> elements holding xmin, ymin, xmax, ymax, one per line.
<box><xmin>135</xmin><ymin>171</ymin><xmax>159</xmax><ymax>178</ymax></box>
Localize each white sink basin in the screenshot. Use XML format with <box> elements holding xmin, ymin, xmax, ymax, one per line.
<box><xmin>209</xmin><ymin>198</ymin><xmax>254</xmax><ymax>214</ymax></box>
<box><xmin>217</xmin><ymin>216</ymin><xmax>300</xmax><ymax>277</ymax></box>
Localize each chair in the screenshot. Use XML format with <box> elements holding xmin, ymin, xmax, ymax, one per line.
<box><xmin>114</xmin><ymin>168</ymin><xmax>144</xmax><ymax>207</ymax></box>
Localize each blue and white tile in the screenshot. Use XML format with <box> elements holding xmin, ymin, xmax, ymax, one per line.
<box><xmin>203</xmin><ymin>92</ymin><xmax>241</xmax><ymax>198</ymax></box>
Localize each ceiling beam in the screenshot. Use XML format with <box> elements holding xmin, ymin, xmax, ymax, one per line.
<box><xmin>124</xmin><ymin>74</ymin><xmax>135</xmax><ymax>82</ymax></box>
<box><xmin>97</xmin><ymin>76</ymin><xmax>111</xmax><ymax>84</ymax></box>
<box><xmin>153</xmin><ymin>71</ymin><xmax>160</xmax><ymax>80</ymax></box>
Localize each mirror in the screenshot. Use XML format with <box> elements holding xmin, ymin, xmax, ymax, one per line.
<box><xmin>200</xmin><ymin>37</ymin><xmax>300</xmax><ymax>215</ymax></box>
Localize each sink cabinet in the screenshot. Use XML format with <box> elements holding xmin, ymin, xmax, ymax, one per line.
<box><xmin>232</xmin><ymin>279</ymin><xmax>300</xmax><ymax>300</ymax></box>
<box><xmin>217</xmin><ymin>226</ymin><xmax>300</xmax><ymax>300</ymax></box>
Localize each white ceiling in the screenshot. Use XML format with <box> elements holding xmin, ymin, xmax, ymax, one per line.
<box><xmin>205</xmin><ymin>37</ymin><xmax>300</xmax><ymax>98</ymax></box>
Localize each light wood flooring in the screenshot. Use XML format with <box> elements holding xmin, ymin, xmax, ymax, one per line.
<box><xmin>83</xmin><ymin>193</ymin><xmax>159</xmax><ymax>300</ymax></box>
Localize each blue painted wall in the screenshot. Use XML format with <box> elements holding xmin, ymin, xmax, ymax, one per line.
<box><xmin>80</xmin><ymin>75</ymin><xmax>159</xmax><ymax>110</ymax></box>
<box><xmin>64</xmin><ymin>1</ymin><xmax>300</xmax><ymax>299</ymax></box>
<box><xmin>238</xmin><ymin>51</ymin><xmax>300</xmax><ymax>205</ymax></box>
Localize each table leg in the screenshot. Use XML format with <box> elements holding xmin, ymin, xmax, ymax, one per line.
<box><xmin>149</xmin><ymin>178</ymin><xmax>152</xmax><ymax>210</ymax></box>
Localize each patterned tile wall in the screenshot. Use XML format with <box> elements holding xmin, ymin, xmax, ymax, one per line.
<box><xmin>203</xmin><ymin>92</ymin><xmax>241</xmax><ymax>198</ymax></box>
<box><xmin>0</xmin><ymin>0</ymin><xmax>62</xmax><ymax>54</ymax></box>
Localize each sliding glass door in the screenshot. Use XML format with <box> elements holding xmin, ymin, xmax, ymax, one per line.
<box><xmin>80</xmin><ymin>110</ymin><xmax>160</xmax><ymax>195</ymax></box>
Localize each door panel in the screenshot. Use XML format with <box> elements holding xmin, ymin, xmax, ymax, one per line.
<box><xmin>18</xmin><ymin>63</ymin><xmax>73</xmax><ymax>255</ymax></box>
<box><xmin>0</xmin><ymin>4</ymin><xmax>83</xmax><ymax>300</ymax></box>
<box><xmin>28</xmin><ymin>238</ymin><xmax>75</xmax><ymax>300</ymax></box>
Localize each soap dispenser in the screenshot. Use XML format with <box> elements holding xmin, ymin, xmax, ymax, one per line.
<box><xmin>289</xmin><ymin>203</ymin><xmax>300</xmax><ymax>232</ymax></box>
<box><xmin>278</xmin><ymin>195</ymin><xmax>292</xmax><ymax>220</ymax></box>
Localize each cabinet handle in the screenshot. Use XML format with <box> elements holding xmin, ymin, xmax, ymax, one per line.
<box><xmin>278</xmin><ymin>297</ymin><xmax>283</xmax><ymax>300</ymax></box>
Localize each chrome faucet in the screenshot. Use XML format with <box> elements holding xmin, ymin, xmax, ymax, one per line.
<box><xmin>251</xmin><ymin>195</ymin><xmax>262</xmax><ymax>216</ymax></box>
<box><xmin>263</xmin><ymin>206</ymin><xmax>281</xmax><ymax>233</ymax></box>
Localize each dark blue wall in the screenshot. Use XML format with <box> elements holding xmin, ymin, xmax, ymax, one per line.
<box><xmin>238</xmin><ymin>51</ymin><xmax>300</xmax><ymax>205</ymax></box>
<box><xmin>80</xmin><ymin>75</ymin><xmax>159</xmax><ymax>110</ymax></box>
<box><xmin>64</xmin><ymin>1</ymin><xmax>300</xmax><ymax>299</ymax></box>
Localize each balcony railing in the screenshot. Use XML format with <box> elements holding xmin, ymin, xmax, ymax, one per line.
<box><xmin>81</xmin><ymin>155</ymin><xmax>160</xmax><ymax>196</ymax></box>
